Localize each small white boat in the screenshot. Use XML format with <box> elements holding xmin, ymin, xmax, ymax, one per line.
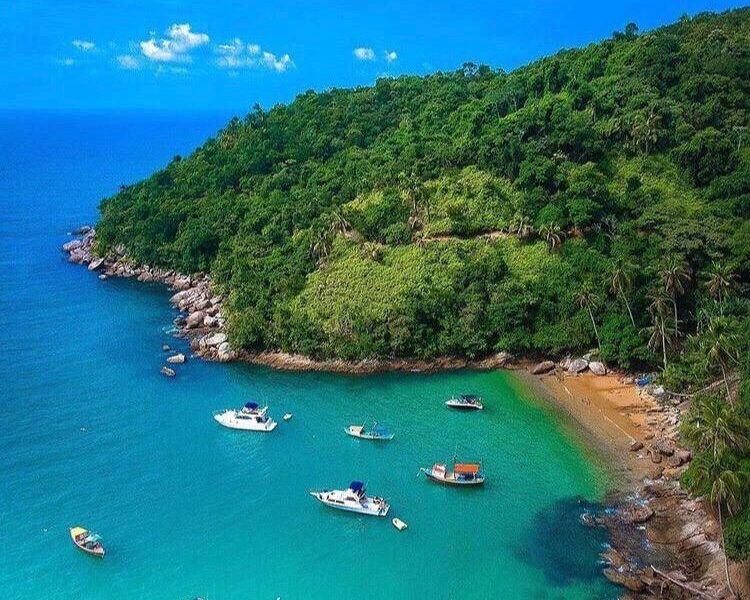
<box><xmin>345</xmin><ymin>422</ymin><xmax>394</xmax><ymax>441</ymax></box>
<box><xmin>214</xmin><ymin>402</ymin><xmax>277</xmax><ymax>432</ymax></box>
<box><xmin>309</xmin><ymin>481</ymin><xmax>389</xmax><ymax>517</ymax></box>
<box><xmin>392</xmin><ymin>517</ymin><xmax>408</xmax><ymax>531</ymax></box>
<box><xmin>283</xmin><ymin>413</ymin><xmax>293</xmax><ymax>421</ymax></box>
<box><xmin>445</xmin><ymin>394</ymin><xmax>483</xmax><ymax>410</ymax></box>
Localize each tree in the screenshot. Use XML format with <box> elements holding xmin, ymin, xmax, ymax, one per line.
<box><xmin>691</xmin><ymin>453</ymin><xmax>743</xmax><ymax>599</ymax></box>
<box><xmin>576</xmin><ymin>287</ymin><xmax>602</xmax><ymax>351</ymax></box>
<box><xmin>705</xmin><ymin>263</ymin><xmax>738</xmax><ymax>314</ymax></box>
<box><xmin>540</xmin><ymin>223</ymin><xmax>564</xmax><ymax>252</ymax></box>
<box><xmin>611</xmin><ymin>260</ymin><xmax>636</xmax><ymax>327</ymax></box>
<box><xmin>328</xmin><ymin>212</ymin><xmax>351</xmax><ymax>236</ymax></box>
<box><xmin>659</xmin><ymin>258</ymin><xmax>691</xmax><ymax>335</ymax></box>
<box><xmin>684</xmin><ymin>394</ymin><xmax>745</xmax><ymax>460</ymax></box>
<box><xmin>645</xmin><ymin>290</ymin><xmax>673</xmax><ymax>370</ymax></box>
<box><xmin>310</xmin><ymin>228</ymin><xmax>333</xmax><ymax>264</ymax></box>
<box><xmin>701</xmin><ymin>317</ymin><xmax>740</xmax><ymax>404</ymax></box>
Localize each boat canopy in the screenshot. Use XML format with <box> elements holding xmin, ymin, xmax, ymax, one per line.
<box><xmin>84</xmin><ymin>533</ymin><xmax>102</xmax><ymax>544</ymax></box>
<box><xmin>372</xmin><ymin>424</ymin><xmax>387</xmax><ymax>434</ymax></box>
<box><xmin>244</xmin><ymin>402</ymin><xmax>259</xmax><ymax>410</ymax></box>
<box><xmin>71</xmin><ymin>527</ymin><xmax>87</xmax><ymax>538</ymax></box>
<box><xmin>349</xmin><ymin>481</ymin><xmax>364</xmax><ymax>491</ymax></box>
<box><xmin>460</xmin><ymin>395</ymin><xmax>479</xmax><ymax>401</ymax></box>
<box><xmin>454</xmin><ymin>463</ymin><xmax>481</xmax><ymax>474</ymax></box>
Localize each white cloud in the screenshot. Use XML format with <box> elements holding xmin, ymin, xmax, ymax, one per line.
<box><xmin>384</xmin><ymin>50</ymin><xmax>397</xmax><ymax>63</ymax></box>
<box><xmin>72</xmin><ymin>39</ymin><xmax>95</xmax><ymax>51</ymax></box>
<box><xmin>215</xmin><ymin>39</ymin><xmax>293</xmax><ymax>72</ymax></box>
<box><xmin>117</xmin><ymin>55</ymin><xmax>140</xmax><ymax>70</ymax></box>
<box><xmin>353</xmin><ymin>47</ymin><xmax>375</xmax><ymax>61</ymax></box>
<box><xmin>140</xmin><ymin>23</ymin><xmax>209</xmax><ymax>63</ymax></box>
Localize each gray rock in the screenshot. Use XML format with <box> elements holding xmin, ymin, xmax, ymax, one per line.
<box><xmin>589</xmin><ymin>361</ymin><xmax>607</xmax><ymax>375</ymax></box>
<box><xmin>567</xmin><ymin>358</ymin><xmax>588</xmax><ymax>373</ymax></box>
<box><xmin>167</xmin><ymin>353</ymin><xmax>186</xmax><ymax>364</ymax></box>
<box><xmin>629</xmin><ymin>440</ymin><xmax>644</xmax><ymax>452</ymax></box>
<box><xmin>88</xmin><ymin>257</ymin><xmax>105</xmax><ymax>271</ymax></box>
<box><xmin>531</xmin><ymin>360</ymin><xmax>555</xmax><ymax>375</ymax></box>
<box><xmin>160</xmin><ymin>366</ymin><xmax>176</xmax><ymax>377</ymax></box>
<box><xmin>62</xmin><ymin>239</ymin><xmax>82</xmax><ymax>252</ymax></box>
<box><xmin>185</xmin><ymin>311</ymin><xmax>205</xmax><ymax>329</ymax></box>
<box><xmin>162</xmin><ymin>345</ymin><xmax>171</xmax><ymax>352</ymax></box>
<box><xmin>203</xmin><ymin>332</ymin><xmax>227</xmax><ymax>347</ymax></box>
<box><xmin>203</xmin><ymin>315</ymin><xmax>218</xmax><ymax>328</ymax></box>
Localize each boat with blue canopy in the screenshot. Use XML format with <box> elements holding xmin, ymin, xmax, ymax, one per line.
<box><xmin>309</xmin><ymin>480</ymin><xmax>390</xmax><ymax>516</ymax></box>
<box><xmin>345</xmin><ymin>422</ymin><xmax>394</xmax><ymax>441</ymax></box>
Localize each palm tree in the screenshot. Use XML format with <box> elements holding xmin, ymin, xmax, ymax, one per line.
<box><xmin>701</xmin><ymin>317</ymin><xmax>740</xmax><ymax>404</ymax></box>
<box><xmin>540</xmin><ymin>223</ymin><xmax>564</xmax><ymax>252</ymax></box>
<box><xmin>511</xmin><ymin>214</ymin><xmax>534</xmax><ymax>240</ymax></box>
<box><xmin>611</xmin><ymin>260</ymin><xmax>636</xmax><ymax>326</ymax></box>
<box><xmin>705</xmin><ymin>263</ymin><xmax>738</xmax><ymax>314</ymax></box>
<box><xmin>576</xmin><ymin>287</ymin><xmax>602</xmax><ymax>351</ymax></box>
<box><xmin>645</xmin><ymin>290</ymin><xmax>673</xmax><ymax>370</ymax></box>
<box><xmin>691</xmin><ymin>453</ymin><xmax>743</xmax><ymax>600</ymax></box>
<box><xmin>414</xmin><ymin>232</ymin><xmax>428</xmax><ymax>249</ymax></box>
<box><xmin>328</xmin><ymin>211</ymin><xmax>351</xmax><ymax>236</ymax></box>
<box><xmin>399</xmin><ymin>171</ymin><xmax>424</xmax><ymax>215</ymax></box>
<box><xmin>310</xmin><ymin>228</ymin><xmax>332</xmax><ymax>264</ymax></box>
<box><xmin>659</xmin><ymin>258</ymin><xmax>691</xmax><ymax>335</ymax></box>
<box><xmin>683</xmin><ymin>394</ymin><xmax>745</xmax><ymax>460</ymax></box>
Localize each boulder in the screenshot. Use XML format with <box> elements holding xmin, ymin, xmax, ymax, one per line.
<box><xmin>629</xmin><ymin>440</ymin><xmax>644</xmax><ymax>452</ymax></box>
<box><xmin>203</xmin><ymin>315</ymin><xmax>218</xmax><ymax>328</ymax></box>
<box><xmin>621</xmin><ymin>504</ymin><xmax>654</xmax><ymax>524</ymax></box>
<box><xmin>88</xmin><ymin>257</ymin><xmax>105</xmax><ymax>271</ymax></box>
<box><xmin>589</xmin><ymin>361</ymin><xmax>607</xmax><ymax>375</ymax></box>
<box><xmin>162</xmin><ymin>345</ymin><xmax>171</xmax><ymax>352</ymax></box>
<box><xmin>167</xmin><ymin>353</ymin><xmax>186</xmax><ymax>364</ymax></box>
<box><xmin>649</xmin><ymin>449</ymin><xmax>662</xmax><ymax>464</ymax></box>
<box><xmin>203</xmin><ymin>332</ymin><xmax>227</xmax><ymax>347</ymax></box>
<box><xmin>185</xmin><ymin>311</ymin><xmax>205</xmax><ymax>329</ymax></box>
<box><xmin>567</xmin><ymin>358</ymin><xmax>588</xmax><ymax>373</ymax></box>
<box><xmin>654</xmin><ymin>439</ymin><xmax>675</xmax><ymax>457</ymax></box>
<box><xmin>531</xmin><ymin>360</ymin><xmax>555</xmax><ymax>375</ymax></box>
<box><xmin>646</xmin><ymin>465</ymin><xmax>664</xmax><ymax>480</ymax></box>
<box><xmin>160</xmin><ymin>366</ymin><xmax>176</xmax><ymax>377</ymax></box>
<box><xmin>62</xmin><ymin>239</ymin><xmax>82</xmax><ymax>252</ymax></box>
<box><xmin>73</xmin><ymin>225</ymin><xmax>92</xmax><ymax>235</ymax></box>
<box><xmin>216</xmin><ymin>341</ymin><xmax>235</xmax><ymax>362</ymax></box>
<box><xmin>173</xmin><ymin>277</ymin><xmax>192</xmax><ymax>291</ymax></box>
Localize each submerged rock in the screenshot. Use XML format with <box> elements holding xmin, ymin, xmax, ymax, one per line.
<box><xmin>160</xmin><ymin>366</ymin><xmax>176</xmax><ymax>377</ymax></box>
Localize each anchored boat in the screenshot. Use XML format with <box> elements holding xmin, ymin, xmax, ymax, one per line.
<box><xmin>345</xmin><ymin>422</ymin><xmax>394</xmax><ymax>441</ymax></box>
<box><xmin>445</xmin><ymin>394</ymin><xmax>483</xmax><ymax>410</ymax></box>
<box><xmin>309</xmin><ymin>481</ymin><xmax>390</xmax><ymax>516</ymax></box>
<box><xmin>70</xmin><ymin>526</ymin><xmax>105</xmax><ymax>558</ymax></box>
<box><xmin>213</xmin><ymin>402</ymin><xmax>277</xmax><ymax>431</ymax></box>
<box><xmin>420</xmin><ymin>460</ymin><xmax>485</xmax><ymax>486</ymax></box>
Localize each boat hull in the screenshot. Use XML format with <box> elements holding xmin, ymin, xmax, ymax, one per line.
<box><xmin>309</xmin><ymin>491</ymin><xmax>390</xmax><ymax>516</ymax></box>
<box><xmin>344</xmin><ymin>428</ymin><xmax>394</xmax><ymax>440</ymax></box>
<box><xmin>420</xmin><ymin>468</ymin><xmax>485</xmax><ymax>486</ymax></box>
<box><xmin>445</xmin><ymin>401</ymin><xmax>483</xmax><ymax>410</ymax></box>
<box><xmin>213</xmin><ymin>412</ymin><xmax>277</xmax><ymax>431</ymax></box>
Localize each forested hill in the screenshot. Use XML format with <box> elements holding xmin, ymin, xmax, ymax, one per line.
<box><xmin>97</xmin><ymin>9</ymin><xmax>750</xmax><ymax>369</ymax></box>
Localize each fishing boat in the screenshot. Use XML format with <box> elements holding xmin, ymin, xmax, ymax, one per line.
<box><xmin>420</xmin><ymin>460</ymin><xmax>485</xmax><ymax>486</ymax></box>
<box><xmin>345</xmin><ymin>422</ymin><xmax>394</xmax><ymax>441</ymax></box>
<box><xmin>69</xmin><ymin>526</ymin><xmax>105</xmax><ymax>557</ymax></box>
<box><xmin>445</xmin><ymin>394</ymin><xmax>483</xmax><ymax>410</ymax></box>
<box><xmin>213</xmin><ymin>402</ymin><xmax>277</xmax><ymax>431</ymax></box>
<box><xmin>309</xmin><ymin>481</ymin><xmax>390</xmax><ymax>516</ymax></box>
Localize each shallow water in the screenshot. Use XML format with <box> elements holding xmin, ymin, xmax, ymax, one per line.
<box><xmin>0</xmin><ymin>111</ymin><xmax>618</xmax><ymax>599</ymax></box>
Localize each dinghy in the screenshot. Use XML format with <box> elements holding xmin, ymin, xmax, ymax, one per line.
<box><xmin>70</xmin><ymin>526</ymin><xmax>105</xmax><ymax>558</ymax></box>
<box><xmin>345</xmin><ymin>422</ymin><xmax>394</xmax><ymax>441</ymax></box>
<box><xmin>392</xmin><ymin>517</ymin><xmax>408</xmax><ymax>531</ymax></box>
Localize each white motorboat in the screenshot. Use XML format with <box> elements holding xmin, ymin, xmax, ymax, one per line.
<box><xmin>309</xmin><ymin>481</ymin><xmax>389</xmax><ymax>517</ymax></box>
<box><xmin>445</xmin><ymin>394</ymin><xmax>483</xmax><ymax>410</ymax></box>
<box><xmin>213</xmin><ymin>402</ymin><xmax>277</xmax><ymax>432</ymax></box>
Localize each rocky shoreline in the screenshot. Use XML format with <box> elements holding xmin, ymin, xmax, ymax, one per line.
<box><xmin>62</xmin><ymin>227</ymin><xmax>741</xmax><ymax>599</ymax></box>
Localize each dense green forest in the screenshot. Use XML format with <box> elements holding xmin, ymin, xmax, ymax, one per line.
<box><xmin>97</xmin><ymin>10</ymin><xmax>750</xmax><ymax>557</ymax></box>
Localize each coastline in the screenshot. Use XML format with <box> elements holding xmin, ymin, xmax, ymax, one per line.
<box><xmin>62</xmin><ymin>228</ymin><xmax>742</xmax><ymax>599</ymax></box>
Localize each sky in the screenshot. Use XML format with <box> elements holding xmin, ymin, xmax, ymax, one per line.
<box><xmin>2</xmin><ymin>0</ymin><xmax>747</xmax><ymax>112</ymax></box>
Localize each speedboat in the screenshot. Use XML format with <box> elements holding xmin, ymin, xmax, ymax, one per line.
<box><xmin>345</xmin><ymin>422</ymin><xmax>394</xmax><ymax>441</ymax></box>
<box><xmin>70</xmin><ymin>526</ymin><xmax>105</xmax><ymax>558</ymax></box>
<box><xmin>445</xmin><ymin>394</ymin><xmax>483</xmax><ymax>410</ymax></box>
<box><xmin>309</xmin><ymin>481</ymin><xmax>390</xmax><ymax>516</ymax></box>
<box><xmin>213</xmin><ymin>402</ymin><xmax>277</xmax><ymax>431</ymax></box>
<box><xmin>420</xmin><ymin>461</ymin><xmax>485</xmax><ymax>486</ymax></box>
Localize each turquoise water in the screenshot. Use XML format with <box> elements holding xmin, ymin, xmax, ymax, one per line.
<box><xmin>0</xmin><ymin>111</ymin><xmax>617</xmax><ymax>599</ymax></box>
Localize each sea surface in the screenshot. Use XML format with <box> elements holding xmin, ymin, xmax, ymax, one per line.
<box><xmin>0</xmin><ymin>111</ymin><xmax>618</xmax><ymax>599</ymax></box>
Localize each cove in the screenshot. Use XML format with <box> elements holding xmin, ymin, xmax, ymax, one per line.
<box><xmin>0</xmin><ymin>111</ymin><xmax>617</xmax><ymax>599</ymax></box>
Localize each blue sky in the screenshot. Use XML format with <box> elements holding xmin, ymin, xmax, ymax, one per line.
<box><xmin>3</xmin><ymin>0</ymin><xmax>747</xmax><ymax>112</ymax></box>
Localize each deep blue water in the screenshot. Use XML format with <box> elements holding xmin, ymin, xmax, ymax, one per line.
<box><xmin>0</xmin><ymin>111</ymin><xmax>617</xmax><ymax>599</ymax></box>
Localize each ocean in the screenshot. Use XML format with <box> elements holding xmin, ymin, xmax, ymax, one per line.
<box><xmin>0</xmin><ymin>110</ymin><xmax>617</xmax><ymax>599</ymax></box>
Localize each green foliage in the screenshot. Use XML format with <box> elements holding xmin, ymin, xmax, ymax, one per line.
<box><xmin>95</xmin><ymin>8</ymin><xmax>750</xmax><ymax>366</ymax></box>
<box><xmin>726</xmin><ymin>501</ymin><xmax>750</xmax><ymax>560</ymax></box>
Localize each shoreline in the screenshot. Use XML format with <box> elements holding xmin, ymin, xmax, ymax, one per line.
<box><xmin>62</xmin><ymin>228</ymin><xmax>741</xmax><ymax>599</ymax></box>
